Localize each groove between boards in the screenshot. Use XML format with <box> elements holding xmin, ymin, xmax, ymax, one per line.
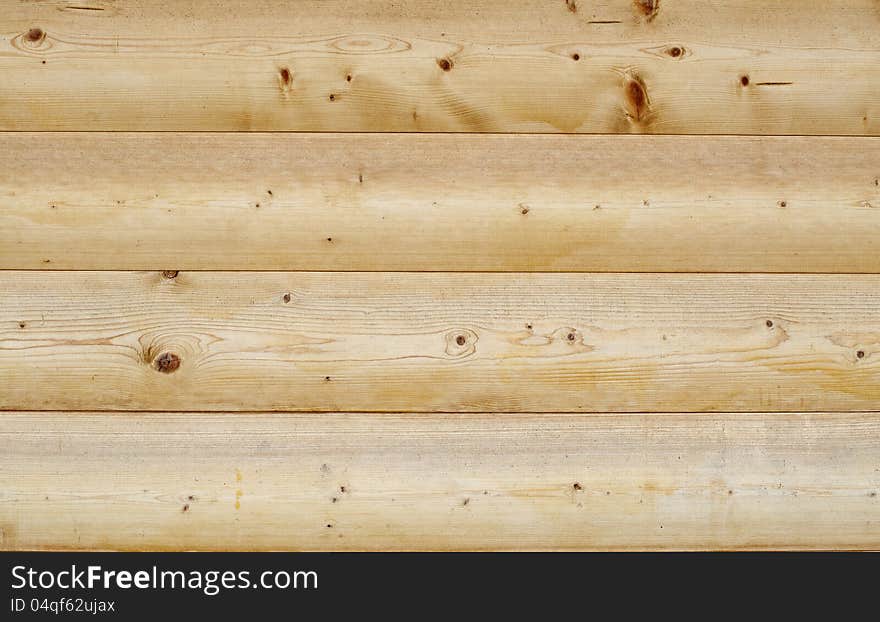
<box><xmin>6</xmin><ymin>410</ymin><xmax>880</xmax><ymax>415</ymax></box>
<box><xmin>4</xmin><ymin>271</ymin><xmax>880</xmax><ymax>275</ymax></box>
<box><xmin>1</xmin><ymin>131</ymin><xmax>878</xmax><ymax>138</ymax></box>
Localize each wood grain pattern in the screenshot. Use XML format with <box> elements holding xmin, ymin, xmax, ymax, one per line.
<box><xmin>3</xmin><ymin>133</ymin><xmax>880</xmax><ymax>272</ymax></box>
<box><xmin>3</xmin><ymin>0</ymin><xmax>879</xmax><ymax>554</ymax></box>
<box><xmin>2</xmin><ymin>411</ymin><xmax>878</xmax><ymax>551</ymax></box>
<box><xmin>2</xmin><ymin>271</ymin><xmax>879</xmax><ymax>412</ymax></box>
<box><xmin>2</xmin><ymin>1</ymin><xmax>878</xmax><ymax>132</ymax></box>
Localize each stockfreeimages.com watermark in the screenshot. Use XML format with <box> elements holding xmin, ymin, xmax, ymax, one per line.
<box><xmin>11</xmin><ymin>564</ymin><xmax>318</xmax><ymax>597</ymax></box>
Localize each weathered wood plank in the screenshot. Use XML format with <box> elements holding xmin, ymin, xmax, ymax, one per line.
<box><xmin>2</xmin><ymin>272</ymin><xmax>879</xmax><ymax>412</ymax></box>
<box><xmin>1</xmin><ymin>1</ymin><xmax>878</xmax><ymax>132</ymax></box>
<box><xmin>3</xmin><ymin>134</ymin><xmax>880</xmax><ymax>272</ymax></box>
<box><xmin>2</xmin><ymin>411</ymin><xmax>877</xmax><ymax>551</ymax></box>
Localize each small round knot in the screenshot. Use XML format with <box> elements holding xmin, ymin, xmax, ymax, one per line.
<box><xmin>436</xmin><ymin>57</ymin><xmax>453</xmax><ymax>72</ymax></box>
<box><xmin>554</xmin><ymin>327</ymin><xmax>585</xmax><ymax>346</ymax></box>
<box><xmin>856</xmin><ymin>350</ymin><xmax>866</xmax><ymax>359</ymax></box>
<box><xmin>154</xmin><ymin>352</ymin><xmax>181</xmax><ymax>373</ymax></box>
<box><xmin>445</xmin><ymin>329</ymin><xmax>477</xmax><ymax>357</ymax></box>
<box><xmin>162</xmin><ymin>270</ymin><xmax>179</xmax><ymax>279</ymax></box>
<box><xmin>26</xmin><ymin>28</ymin><xmax>45</xmax><ymax>43</ymax></box>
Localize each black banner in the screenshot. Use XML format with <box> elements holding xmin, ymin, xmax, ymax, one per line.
<box><xmin>0</xmin><ymin>552</ymin><xmax>872</xmax><ymax>619</ymax></box>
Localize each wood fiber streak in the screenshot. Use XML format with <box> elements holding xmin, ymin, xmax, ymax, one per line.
<box><xmin>2</xmin><ymin>272</ymin><xmax>879</xmax><ymax>412</ymax></box>
<box><xmin>2</xmin><ymin>134</ymin><xmax>879</xmax><ymax>271</ymax></box>
<box><xmin>1</xmin><ymin>1</ymin><xmax>878</xmax><ymax>132</ymax></box>
<box><xmin>1</xmin><ymin>412</ymin><xmax>878</xmax><ymax>551</ymax></box>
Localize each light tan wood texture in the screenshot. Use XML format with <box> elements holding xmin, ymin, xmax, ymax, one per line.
<box><xmin>2</xmin><ymin>271</ymin><xmax>879</xmax><ymax>412</ymax></box>
<box><xmin>2</xmin><ymin>1</ymin><xmax>879</xmax><ymax>133</ymax></box>
<box><xmin>3</xmin><ymin>133</ymin><xmax>880</xmax><ymax>272</ymax></box>
<box><xmin>3</xmin><ymin>0</ymin><xmax>879</xmax><ymax>554</ymax></box>
<box><xmin>2</xmin><ymin>411</ymin><xmax>878</xmax><ymax>551</ymax></box>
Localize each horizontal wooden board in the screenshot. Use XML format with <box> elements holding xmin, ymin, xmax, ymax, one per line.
<box><xmin>2</xmin><ymin>411</ymin><xmax>878</xmax><ymax>551</ymax></box>
<box><xmin>3</xmin><ymin>134</ymin><xmax>880</xmax><ymax>272</ymax></box>
<box><xmin>1</xmin><ymin>1</ymin><xmax>879</xmax><ymax>132</ymax></box>
<box><xmin>2</xmin><ymin>272</ymin><xmax>879</xmax><ymax>412</ymax></box>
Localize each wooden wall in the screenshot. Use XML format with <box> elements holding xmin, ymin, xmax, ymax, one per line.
<box><xmin>1</xmin><ymin>0</ymin><xmax>878</xmax><ymax>551</ymax></box>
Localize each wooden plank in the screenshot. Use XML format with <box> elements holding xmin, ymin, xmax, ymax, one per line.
<box><xmin>2</xmin><ymin>271</ymin><xmax>879</xmax><ymax>412</ymax></box>
<box><xmin>3</xmin><ymin>133</ymin><xmax>880</xmax><ymax>272</ymax></box>
<box><xmin>2</xmin><ymin>411</ymin><xmax>878</xmax><ymax>551</ymax></box>
<box><xmin>1</xmin><ymin>1</ymin><xmax>878</xmax><ymax>133</ymax></box>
